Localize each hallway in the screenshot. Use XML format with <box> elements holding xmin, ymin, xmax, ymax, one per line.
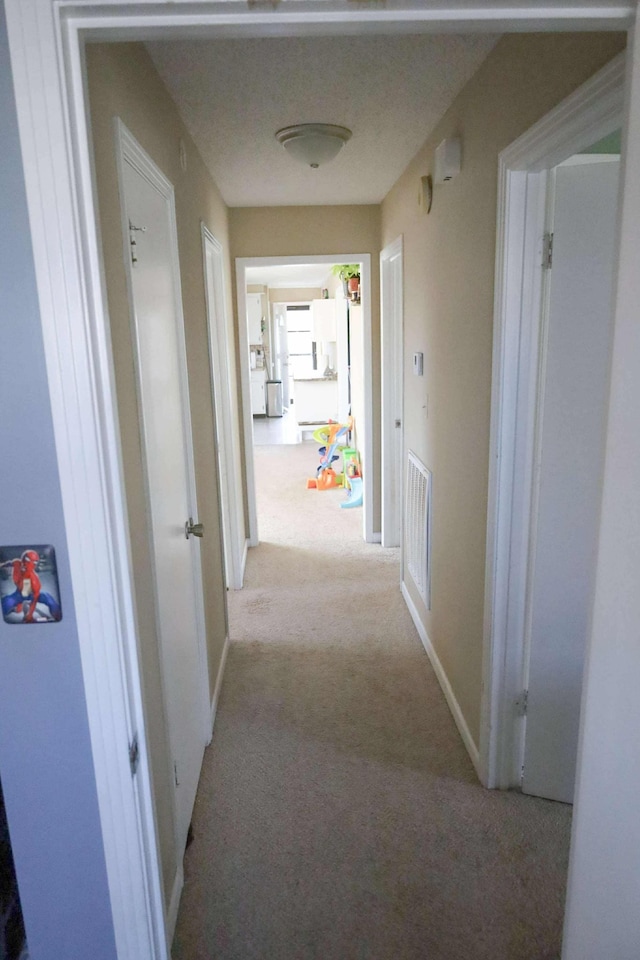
<box><xmin>173</xmin><ymin>443</ymin><xmax>572</xmax><ymax>960</ymax></box>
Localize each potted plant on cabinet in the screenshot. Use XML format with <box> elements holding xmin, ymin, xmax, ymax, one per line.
<box><xmin>332</xmin><ymin>264</ymin><xmax>360</xmax><ymax>301</ymax></box>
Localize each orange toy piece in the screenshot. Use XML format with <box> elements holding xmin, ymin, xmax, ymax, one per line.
<box><xmin>316</xmin><ymin>468</ymin><xmax>339</xmax><ymax>491</ymax></box>
<box><xmin>306</xmin><ymin>478</ymin><xmax>317</xmax><ymax>489</ymax></box>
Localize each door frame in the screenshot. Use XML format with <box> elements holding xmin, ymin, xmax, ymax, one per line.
<box><xmin>480</xmin><ymin>53</ymin><xmax>625</xmax><ymax>790</ymax></box>
<box><xmin>380</xmin><ymin>236</ymin><xmax>404</xmax><ymax>549</ymax></box>
<box><xmin>236</xmin><ymin>254</ymin><xmax>375</xmax><ymax>545</ymax></box>
<box><xmin>116</xmin><ymin>119</ymin><xmax>211</xmax><ymax>936</ymax></box>
<box><xmin>2</xmin><ymin>2</ymin><xmax>635</xmax><ymax>959</ymax></box>
<box><xmin>202</xmin><ymin>224</ymin><xmax>246</xmax><ymax>590</ymax></box>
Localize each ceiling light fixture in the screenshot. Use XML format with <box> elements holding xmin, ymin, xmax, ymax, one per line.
<box><xmin>275</xmin><ymin>124</ymin><xmax>352</xmax><ymax>169</ymax></box>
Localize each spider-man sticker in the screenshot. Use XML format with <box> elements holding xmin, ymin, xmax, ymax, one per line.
<box><xmin>0</xmin><ymin>545</ymin><xmax>62</xmax><ymax>624</ymax></box>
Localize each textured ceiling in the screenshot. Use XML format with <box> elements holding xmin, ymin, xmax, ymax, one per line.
<box><xmin>146</xmin><ymin>34</ymin><xmax>498</xmax><ymax>207</ymax></box>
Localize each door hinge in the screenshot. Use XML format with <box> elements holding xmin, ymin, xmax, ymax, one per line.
<box><xmin>128</xmin><ymin>734</ymin><xmax>140</xmax><ymax>777</ymax></box>
<box><xmin>542</xmin><ymin>232</ymin><xmax>554</xmax><ymax>270</ymax></box>
<box><xmin>128</xmin><ymin>220</ymin><xmax>147</xmax><ymax>265</ymax></box>
<box><xmin>516</xmin><ymin>689</ymin><xmax>529</xmax><ymax>716</ymax></box>
<box><xmin>174</xmin><ymin>761</ymin><xmax>180</xmax><ymax>787</ymax></box>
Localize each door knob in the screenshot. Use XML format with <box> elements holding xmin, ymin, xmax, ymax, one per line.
<box><xmin>185</xmin><ymin>518</ymin><xmax>204</xmax><ymax>539</ymax></box>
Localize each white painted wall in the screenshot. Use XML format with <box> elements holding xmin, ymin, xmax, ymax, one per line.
<box><xmin>562</xmin><ymin>20</ymin><xmax>640</xmax><ymax>959</ymax></box>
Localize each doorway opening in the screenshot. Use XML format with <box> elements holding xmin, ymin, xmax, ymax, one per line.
<box><xmin>520</xmin><ymin>143</ymin><xmax>620</xmax><ymax>803</ymax></box>
<box><xmin>482</xmin><ymin>55</ymin><xmax>624</xmax><ymax>798</ymax></box>
<box><xmin>236</xmin><ymin>255</ymin><xmax>374</xmax><ymax>546</ymax></box>
<box><xmin>203</xmin><ymin>226</ymin><xmax>245</xmax><ymax>591</ymax></box>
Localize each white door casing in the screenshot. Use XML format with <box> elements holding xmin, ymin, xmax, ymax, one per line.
<box><xmin>481</xmin><ymin>54</ymin><xmax>625</xmax><ymax>792</ymax></box>
<box><xmin>236</xmin><ymin>255</ymin><xmax>374</xmax><ymax>546</ymax></box>
<box><xmin>336</xmin><ymin>298</ymin><xmax>349</xmax><ymax>423</ymax></box>
<box><xmin>380</xmin><ymin>236</ymin><xmax>404</xmax><ymax>549</ymax></box>
<box><xmin>202</xmin><ymin>224</ymin><xmax>245</xmax><ymax>590</ymax></box>
<box><xmin>522</xmin><ymin>157</ymin><xmax>620</xmax><ymax>803</ymax></box>
<box><xmin>3</xmin><ymin>3</ymin><xmax>637</xmax><ymax>959</ymax></box>
<box><xmin>117</xmin><ymin>121</ymin><xmax>208</xmax><ymax>861</ymax></box>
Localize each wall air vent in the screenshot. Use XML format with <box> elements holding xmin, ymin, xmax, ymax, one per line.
<box><xmin>405</xmin><ymin>450</ymin><xmax>432</xmax><ymax>610</ymax></box>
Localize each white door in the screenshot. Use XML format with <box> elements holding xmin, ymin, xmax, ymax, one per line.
<box><xmin>203</xmin><ymin>226</ymin><xmax>242</xmax><ymax>590</ymax></box>
<box><xmin>381</xmin><ymin>237</ymin><xmax>403</xmax><ymax>548</ymax></box>
<box><xmin>118</xmin><ymin>123</ymin><xmax>208</xmax><ymax>853</ymax></box>
<box><xmin>523</xmin><ymin>157</ymin><xmax>620</xmax><ymax>803</ymax></box>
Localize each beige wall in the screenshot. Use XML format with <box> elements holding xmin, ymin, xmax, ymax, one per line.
<box><xmin>86</xmin><ymin>42</ymin><xmax>233</xmax><ymax>905</ymax></box>
<box><xmin>324</xmin><ymin>270</ymin><xmax>344</xmax><ymax>300</ymax></box>
<box><xmin>381</xmin><ymin>32</ymin><xmax>626</xmax><ymax>748</ymax></box>
<box><xmin>268</xmin><ymin>287</ymin><xmax>322</xmax><ymax>302</ymax></box>
<box><xmin>230</xmin><ymin>206</ymin><xmax>382</xmax><ymax>527</ymax></box>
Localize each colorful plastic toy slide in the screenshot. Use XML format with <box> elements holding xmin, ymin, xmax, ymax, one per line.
<box><xmin>307</xmin><ymin>419</ymin><xmax>353</xmax><ymax>491</ymax></box>
<box><xmin>340</xmin><ymin>476</ymin><xmax>363</xmax><ymax>509</ymax></box>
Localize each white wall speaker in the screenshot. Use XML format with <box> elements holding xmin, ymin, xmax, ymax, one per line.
<box><xmin>434</xmin><ymin>138</ymin><xmax>461</xmax><ymax>184</ymax></box>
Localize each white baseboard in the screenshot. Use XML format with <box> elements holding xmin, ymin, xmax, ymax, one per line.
<box><xmin>401</xmin><ymin>580</ymin><xmax>481</xmax><ymax>777</ymax></box>
<box><xmin>165</xmin><ymin>860</ymin><xmax>184</xmax><ymax>947</ymax></box>
<box><xmin>370</xmin><ymin>531</ymin><xmax>382</xmax><ymax>544</ymax></box>
<box><xmin>209</xmin><ymin>635</ymin><xmax>230</xmax><ymax>739</ymax></box>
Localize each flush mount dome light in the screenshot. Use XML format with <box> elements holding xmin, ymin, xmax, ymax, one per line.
<box><xmin>275</xmin><ymin>124</ymin><xmax>352</xmax><ymax>168</ymax></box>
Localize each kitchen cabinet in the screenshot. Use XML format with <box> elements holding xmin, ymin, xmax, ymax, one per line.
<box><xmin>294</xmin><ymin>377</ymin><xmax>338</xmax><ymax>424</ymax></box>
<box><xmin>247</xmin><ymin>292</ymin><xmax>263</xmax><ymax>344</ymax></box>
<box><xmin>250</xmin><ymin>369</ymin><xmax>266</xmax><ymax>415</ymax></box>
<box><xmin>311</xmin><ymin>299</ymin><xmax>337</xmax><ymax>341</ymax></box>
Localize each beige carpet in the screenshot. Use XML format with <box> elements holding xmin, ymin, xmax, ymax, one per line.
<box><xmin>173</xmin><ymin>442</ymin><xmax>571</xmax><ymax>960</ymax></box>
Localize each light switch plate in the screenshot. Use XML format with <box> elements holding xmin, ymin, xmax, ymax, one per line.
<box><xmin>413</xmin><ymin>352</ymin><xmax>424</xmax><ymax>376</ymax></box>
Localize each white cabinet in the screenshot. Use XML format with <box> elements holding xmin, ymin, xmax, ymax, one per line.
<box><xmin>250</xmin><ymin>369</ymin><xmax>265</xmax><ymax>415</ymax></box>
<box><xmin>294</xmin><ymin>378</ymin><xmax>338</xmax><ymax>424</ymax></box>
<box><xmin>311</xmin><ymin>299</ymin><xmax>337</xmax><ymax>341</ymax></box>
<box><xmin>247</xmin><ymin>293</ymin><xmax>263</xmax><ymax>344</ymax></box>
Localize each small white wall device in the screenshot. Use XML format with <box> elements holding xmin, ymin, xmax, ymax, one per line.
<box><xmin>413</xmin><ymin>352</ymin><xmax>424</xmax><ymax>376</ymax></box>
<box><xmin>434</xmin><ymin>138</ymin><xmax>461</xmax><ymax>184</ymax></box>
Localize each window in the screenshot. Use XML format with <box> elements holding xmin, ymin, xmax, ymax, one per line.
<box><xmin>286</xmin><ymin>305</ymin><xmax>316</xmax><ymax>378</ymax></box>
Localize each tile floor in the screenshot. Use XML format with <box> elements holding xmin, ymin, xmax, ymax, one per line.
<box><xmin>252</xmin><ymin>410</ymin><xmax>302</xmax><ymax>445</ymax></box>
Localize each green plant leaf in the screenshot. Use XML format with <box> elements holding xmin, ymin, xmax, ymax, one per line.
<box><xmin>331</xmin><ymin>264</ymin><xmax>360</xmax><ymax>281</ymax></box>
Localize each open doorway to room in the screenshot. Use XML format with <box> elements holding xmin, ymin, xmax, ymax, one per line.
<box><xmin>482</xmin><ymin>55</ymin><xmax>624</xmax><ymax>805</ymax></box>
<box><xmin>519</xmin><ymin>139</ymin><xmax>620</xmax><ymax>804</ymax></box>
<box><xmin>236</xmin><ymin>255</ymin><xmax>374</xmax><ymax>546</ymax></box>
<box><xmin>244</xmin><ymin>262</ymin><xmax>340</xmax><ymax>446</ymax></box>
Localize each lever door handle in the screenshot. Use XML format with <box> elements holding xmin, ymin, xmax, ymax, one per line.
<box><xmin>185</xmin><ymin>518</ymin><xmax>204</xmax><ymax>539</ymax></box>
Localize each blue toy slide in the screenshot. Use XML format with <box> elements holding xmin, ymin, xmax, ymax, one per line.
<box><xmin>340</xmin><ymin>476</ymin><xmax>363</xmax><ymax>509</ymax></box>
